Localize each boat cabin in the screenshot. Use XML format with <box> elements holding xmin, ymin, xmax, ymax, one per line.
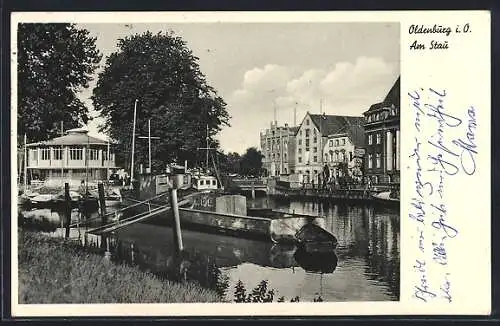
<box><xmin>192</xmin><ymin>175</ymin><xmax>218</xmax><ymax>191</ymax></box>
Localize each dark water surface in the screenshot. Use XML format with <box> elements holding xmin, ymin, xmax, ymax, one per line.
<box><xmin>112</xmin><ymin>196</ymin><xmax>400</xmax><ymax>302</ymax></box>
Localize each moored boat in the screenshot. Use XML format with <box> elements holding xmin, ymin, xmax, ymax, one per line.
<box><xmin>371</xmin><ymin>191</ymin><xmax>400</xmax><ymax>206</ymax></box>
<box><xmin>122</xmin><ymin>190</ymin><xmax>330</xmax><ymax>244</ymax></box>
<box><xmin>295</xmin><ymin>223</ymin><xmax>338</xmax><ymax>253</ymax></box>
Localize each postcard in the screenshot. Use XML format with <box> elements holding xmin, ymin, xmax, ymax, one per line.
<box><xmin>10</xmin><ymin>10</ymin><xmax>491</xmax><ymax>317</ymax></box>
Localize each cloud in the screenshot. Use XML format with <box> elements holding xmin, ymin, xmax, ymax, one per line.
<box><xmin>218</xmin><ymin>56</ymin><xmax>398</xmax><ymax>153</ymax></box>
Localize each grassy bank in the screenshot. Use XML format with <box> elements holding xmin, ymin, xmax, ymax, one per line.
<box><xmin>18</xmin><ymin>230</ymin><xmax>223</xmax><ymax>303</ymax></box>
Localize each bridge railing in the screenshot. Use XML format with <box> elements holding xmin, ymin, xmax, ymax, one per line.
<box><xmin>232</xmin><ymin>178</ymin><xmax>267</xmax><ymax>187</ymax></box>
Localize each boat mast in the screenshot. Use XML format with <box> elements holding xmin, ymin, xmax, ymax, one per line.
<box><xmin>23</xmin><ymin>133</ymin><xmax>27</xmax><ymax>191</ymax></box>
<box><xmin>148</xmin><ymin>119</ymin><xmax>152</xmax><ymax>174</ymax></box>
<box><xmin>107</xmin><ymin>137</ymin><xmax>110</xmax><ymax>183</ymax></box>
<box><xmin>206</xmin><ymin>124</ymin><xmax>209</xmax><ymax>172</ymax></box>
<box><xmin>86</xmin><ymin>129</ymin><xmax>89</xmax><ymax>193</ymax></box>
<box><xmin>130</xmin><ymin>99</ymin><xmax>138</xmax><ymax>185</ymax></box>
<box><xmin>60</xmin><ymin>121</ymin><xmax>64</xmax><ymax>186</ymax></box>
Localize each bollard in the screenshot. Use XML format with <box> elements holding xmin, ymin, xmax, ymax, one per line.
<box><xmin>130</xmin><ymin>243</ymin><xmax>135</xmax><ymax>265</ymax></box>
<box><xmin>104</xmin><ymin>236</ymin><xmax>111</xmax><ymax>260</ymax></box>
<box><xmin>169</xmin><ymin>174</ymin><xmax>184</xmax><ymax>255</ymax></box>
<box><xmin>98</xmin><ymin>182</ymin><xmax>107</xmax><ymax>224</ymax></box>
<box><xmin>64</xmin><ymin>183</ymin><xmax>71</xmax><ymax>239</ymax></box>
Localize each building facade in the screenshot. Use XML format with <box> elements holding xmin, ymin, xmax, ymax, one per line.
<box><xmin>322</xmin><ymin>123</ymin><xmax>365</xmax><ymax>181</ymax></box>
<box><xmin>294</xmin><ymin>112</ymin><xmax>365</xmax><ymax>184</ymax></box>
<box><xmin>363</xmin><ymin>76</ymin><xmax>401</xmax><ymax>184</ymax></box>
<box><xmin>26</xmin><ymin>128</ymin><xmax>117</xmax><ymax>186</ymax></box>
<box><xmin>260</xmin><ymin>121</ymin><xmax>295</xmax><ymax>176</ymax></box>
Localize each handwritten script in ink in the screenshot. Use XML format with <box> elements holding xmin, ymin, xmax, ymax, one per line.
<box><xmin>408</xmin><ymin>87</ymin><xmax>477</xmax><ymax>303</ymax></box>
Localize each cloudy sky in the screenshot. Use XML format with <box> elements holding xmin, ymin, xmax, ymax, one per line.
<box><xmin>77</xmin><ymin>22</ymin><xmax>400</xmax><ymax>154</ymax></box>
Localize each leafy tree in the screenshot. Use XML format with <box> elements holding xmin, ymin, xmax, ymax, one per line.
<box><xmin>92</xmin><ymin>31</ymin><xmax>230</xmax><ymax>174</ymax></box>
<box><xmin>240</xmin><ymin>147</ymin><xmax>264</xmax><ymax>176</ymax></box>
<box><xmin>17</xmin><ymin>23</ymin><xmax>101</xmax><ymax>143</ymax></box>
<box><xmin>219</xmin><ymin>151</ymin><xmax>241</xmax><ymax>175</ymax></box>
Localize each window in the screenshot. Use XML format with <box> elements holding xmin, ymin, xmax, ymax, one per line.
<box><xmin>368</xmin><ymin>134</ymin><xmax>373</xmax><ymax>145</ymax></box>
<box><xmin>335</xmin><ymin>140</ymin><xmax>339</xmax><ymax>146</ymax></box>
<box><xmin>342</xmin><ymin>139</ymin><xmax>346</xmax><ymax>145</ymax></box>
<box><xmin>313</xmin><ymin>137</ymin><xmax>317</xmax><ymax>143</ymax></box>
<box><xmin>376</xmin><ymin>153</ymin><xmax>381</xmax><ymax>168</ymax></box>
<box><xmin>298</xmin><ymin>157</ymin><xmax>302</xmax><ymax>163</ymax></box>
<box><xmin>329</xmin><ymin>140</ymin><xmax>333</xmax><ymax>147</ymax></box>
<box><xmin>305</xmin><ymin>129</ymin><xmax>310</xmax><ymax>137</ymax></box>
<box><xmin>31</xmin><ymin>149</ymin><xmax>38</xmax><ymax>161</ymax></box>
<box><xmin>306</xmin><ymin>119</ymin><xmax>310</xmax><ymax>125</ymax></box>
<box><xmin>313</xmin><ymin>156</ymin><xmax>317</xmax><ymax>162</ymax></box>
<box><xmin>313</xmin><ymin>147</ymin><xmax>317</xmax><ymax>153</ymax></box>
<box><xmin>376</xmin><ymin>133</ymin><xmax>381</xmax><ymax>144</ymax></box>
<box><xmin>89</xmin><ymin>149</ymin><xmax>99</xmax><ymax>160</ymax></box>
<box><xmin>53</xmin><ymin>148</ymin><xmax>62</xmax><ymax>160</ymax></box>
<box><xmin>41</xmin><ymin>148</ymin><xmax>50</xmax><ymax>160</ymax></box>
<box><xmin>284</xmin><ymin>153</ymin><xmax>287</xmax><ymax>160</ymax></box>
<box><xmin>69</xmin><ymin>147</ymin><xmax>83</xmax><ymax>160</ymax></box>
<box><xmin>212</xmin><ymin>180</ymin><xmax>217</xmax><ymax>186</ymax></box>
<box><xmin>298</xmin><ymin>148</ymin><xmax>302</xmax><ymax>154</ymax></box>
<box><xmin>299</xmin><ymin>130</ymin><xmax>302</xmax><ymax>136</ymax></box>
<box><xmin>335</xmin><ymin>152</ymin><xmax>339</xmax><ymax>161</ymax></box>
<box><xmin>349</xmin><ymin>151</ymin><xmax>353</xmax><ymax>161</ymax></box>
<box><xmin>305</xmin><ymin>139</ymin><xmax>310</xmax><ymax>147</ymax></box>
<box><xmin>103</xmin><ymin>151</ymin><xmax>109</xmax><ymax>161</ymax></box>
<box><xmin>199</xmin><ymin>180</ymin><xmax>204</xmax><ymax>186</ymax></box>
<box><xmin>313</xmin><ymin>128</ymin><xmax>317</xmax><ymax>135</ymax></box>
<box><xmin>368</xmin><ymin>154</ymin><xmax>373</xmax><ymax>169</ymax></box>
<box><xmin>298</xmin><ymin>139</ymin><xmax>302</xmax><ymax>145</ymax></box>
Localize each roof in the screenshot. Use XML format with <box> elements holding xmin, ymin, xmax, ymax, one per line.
<box><xmin>27</xmin><ymin>129</ymin><xmax>109</xmax><ymax>147</ymax></box>
<box><xmin>309</xmin><ymin>114</ymin><xmax>365</xmax><ymax>137</ymax></box>
<box><xmin>289</xmin><ymin>126</ymin><xmax>300</xmax><ymax>135</ymax></box>
<box><xmin>366</xmin><ymin>76</ymin><xmax>400</xmax><ymax>113</ymax></box>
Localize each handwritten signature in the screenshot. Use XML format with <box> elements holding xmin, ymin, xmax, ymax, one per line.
<box><xmin>426</xmin><ymin>89</ymin><xmax>478</xmax><ymax>176</ymax></box>
<box><xmin>413</xmin><ymin>259</ymin><xmax>437</xmax><ymax>302</ymax></box>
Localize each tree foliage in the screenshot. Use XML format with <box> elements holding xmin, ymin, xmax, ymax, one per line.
<box><xmin>92</xmin><ymin>31</ymin><xmax>230</xmax><ymax>173</ymax></box>
<box><xmin>17</xmin><ymin>23</ymin><xmax>101</xmax><ymax>142</ymax></box>
<box><xmin>239</xmin><ymin>147</ymin><xmax>264</xmax><ymax>176</ymax></box>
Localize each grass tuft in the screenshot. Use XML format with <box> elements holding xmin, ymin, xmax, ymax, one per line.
<box><xmin>18</xmin><ymin>230</ymin><xmax>222</xmax><ymax>304</ymax></box>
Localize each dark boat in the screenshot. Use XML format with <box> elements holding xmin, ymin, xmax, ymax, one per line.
<box><xmin>295</xmin><ymin>222</ymin><xmax>338</xmax><ymax>253</ymax></box>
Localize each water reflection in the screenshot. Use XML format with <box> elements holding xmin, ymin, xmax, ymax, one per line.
<box><xmin>109</xmin><ymin>196</ymin><xmax>399</xmax><ymax>302</ymax></box>
<box><xmin>19</xmin><ymin>193</ymin><xmax>399</xmax><ymax>302</ymax></box>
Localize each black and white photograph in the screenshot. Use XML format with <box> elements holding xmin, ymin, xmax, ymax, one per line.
<box><xmin>14</xmin><ymin>17</ymin><xmax>401</xmax><ymax>306</ymax></box>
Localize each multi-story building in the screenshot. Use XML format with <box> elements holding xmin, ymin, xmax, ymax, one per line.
<box><xmin>26</xmin><ymin>127</ymin><xmax>117</xmax><ymax>187</ymax></box>
<box><xmin>363</xmin><ymin>76</ymin><xmax>400</xmax><ymax>184</ymax></box>
<box><xmin>260</xmin><ymin>121</ymin><xmax>295</xmax><ymax>176</ymax></box>
<box><xmin>294</xmin><ymin>112</ymin><xmax>365</xmax><ymax>184</ymax></box>
<box><xmin>322</xmin><ymin>123</ymin><xmax>365</xmax><ymax>180</ymax></box>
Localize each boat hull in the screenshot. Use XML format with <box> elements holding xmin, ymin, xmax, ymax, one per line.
<box><xmin>122</xmin><ymin>196</ymin><xmax>325</xmax><ymax>243</ymax></box>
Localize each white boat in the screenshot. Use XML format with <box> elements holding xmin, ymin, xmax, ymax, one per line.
<box><xmin>371</xmin><ymin>191</ymin><xmax>400</xmax><ymax>204</ymax></box>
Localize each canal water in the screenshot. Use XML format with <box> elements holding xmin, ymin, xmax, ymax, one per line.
<box><xmin>20</xmin><ymin>196</ymin><xmax>399</xmax><ymax>302</ymax></box>
<box><xmin>112</xmin><ymin>196</ymin><xmax>400</xmax><ymax>302</ymax></box>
